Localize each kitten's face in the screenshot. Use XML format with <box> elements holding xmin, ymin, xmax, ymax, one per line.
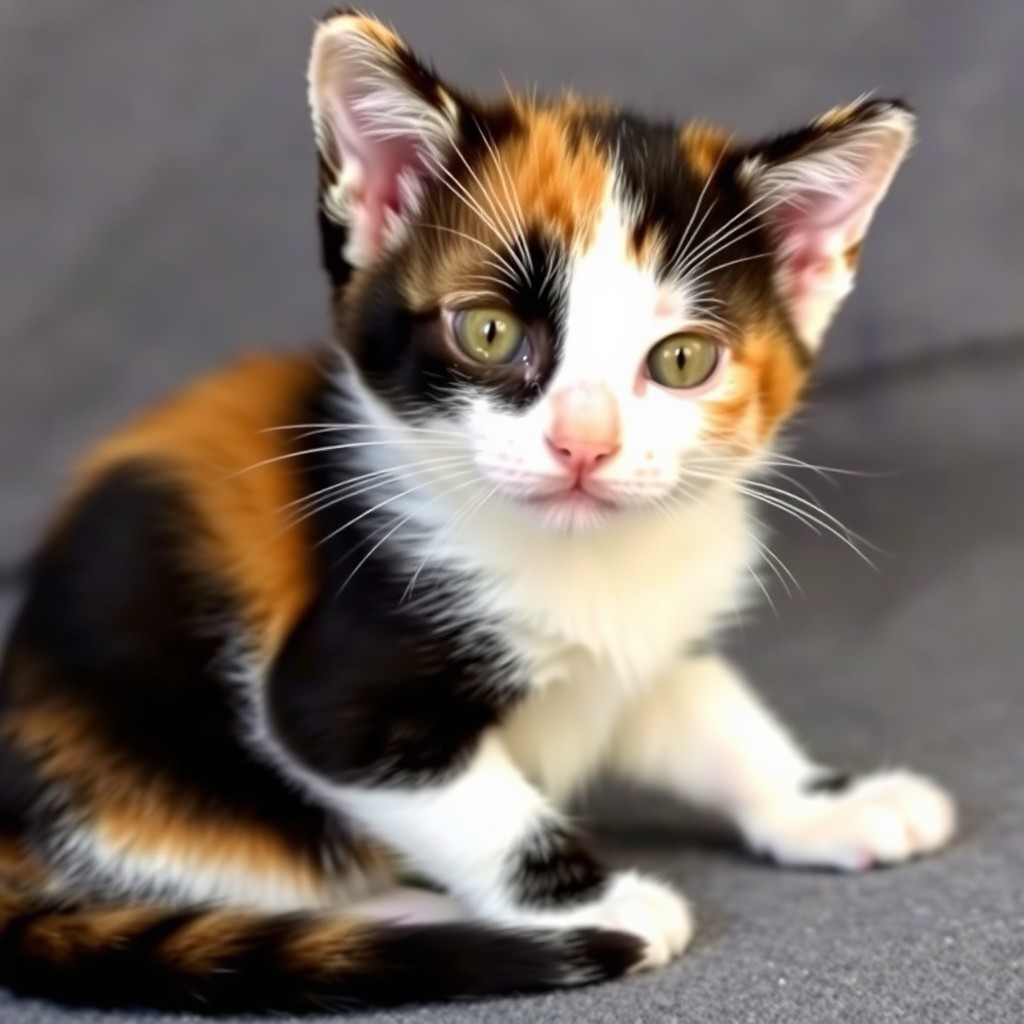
<box><xmin>310</xmin><ymin>13</ymin><xmax>913</xmax><ymax>532</ymax></box>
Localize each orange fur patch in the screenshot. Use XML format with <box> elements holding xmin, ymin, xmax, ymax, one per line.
<box><xmin>403</xmin><ymin>99</ymin><xmax>611</xmax><ymax>310</ymax></box>
<box><xmin>814</xmin><ymin>103</ymin><xmax>862</xmax><ymax>131</ymax></box>
<box><xmin>94</xmin><ymin>804</ymin><xmax>334</xmax><ymax>907</ymax></box>
<box><xmin>680</xmin><ymin>121</ymin><xmax>734</xmax><ymax>181</ymax></box>
<box><xmin>159</xmin><ymin>911</ymin><xmax>274</xmax><ymax>972</ymax></box>
<box><xmin>78</xmin><ymin>354</ymin><xmax>319</xmax><ymax>655</ymax></box>
<box><xmin>751</xmin><ymin>328</ymin><xmax>807</xmax><ymax>439</ymax></box>
<box><xmin>505</xmin><ymin>102</ymin><xmax>609</xmax><ymax>249</ymax></box>
<box><xmin>703</xmin><ymin>322</ymin><xmax>808</xmax><ymax>448</ymax></box>
<box><xmin>284</xmin><ymin>917</ymin><xmax>369</xmax><ymax>977</ymax></box>
<box><xmin>334</xmin><ymin>13</ymin><xmax>404</xmax><ymax>54</ymax></box>
<box><xmin>19</xmin><ymin>906</ymin><xmax>167</xmax><ymax>966</ymax></box>
<box><xmin>6</xmin><ymin>699</ymin><xmax>391</xmax><ymax>908</ymax></box>
<box><xmin>844</xmin><ymin>239</ymin><xmax>864</xmax><ymax>273</ymax></box>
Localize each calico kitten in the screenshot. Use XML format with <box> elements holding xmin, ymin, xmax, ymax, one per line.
<box><xmin>0</xmin><ymin>10</ymin><xmax>955</xmax><ymax>1013</ymax></box>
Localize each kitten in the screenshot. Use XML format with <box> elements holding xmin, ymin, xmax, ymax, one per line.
<box><xmin>0</xmin><ymin>10</ymin><xmax>955</xmax><ymax>1013</ymax></box>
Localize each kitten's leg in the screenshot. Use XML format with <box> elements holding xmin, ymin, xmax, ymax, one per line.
<box><xmin>265</xmin><ymin>587</ymin><xmax>689</xmax><ymax>968</ymax></box>
<box><xmin>608</xmin><ymin>653</ymin><xmax>956</xmax><ymax>871</ymax></box>
<box><xmin>330</xmin><ymin>733</ymin><xmax>692</xmax><ymax>967</ymax></box>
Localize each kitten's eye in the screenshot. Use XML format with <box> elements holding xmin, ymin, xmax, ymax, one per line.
<box><xmin>646</xmin><ymin>333</ymin><xmax>721</xmax><ymax>390</ymax></box>
<box><xmin>452</xmin><ymin>307</ymin><xmax>527</xmax><ymax>366</ymax></box>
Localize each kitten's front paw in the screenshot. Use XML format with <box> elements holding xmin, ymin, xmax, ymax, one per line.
<box><xmin>570</xmin><ymin>872</ymin><xmax>693</xmax><ymax>969</ymax></box>
<box><xmin>745</xmin><ymin>770</ymin><xmax>956</xmax><ymax>872</ymax></box>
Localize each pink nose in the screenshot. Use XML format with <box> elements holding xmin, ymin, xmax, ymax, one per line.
<box><xmin>546</xmin><ymin>435</ymin><xmax>620</xmax><ymax>474</ymax></box>
<box><xmin>546</xmin><ymin>382</ymin><xmax>621</xmax><ymax>476</ymax></box>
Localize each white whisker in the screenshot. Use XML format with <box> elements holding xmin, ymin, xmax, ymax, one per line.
<box><xmin>449</xmin><ymin>134</ymin><xmax>531</xmax><ymax>281</ymax></box>
<box><xmin>665</xmin><ymin>137</ymin><xmax>731</xmax><ymax>279</ymax></box>
<box><xmin>683</xmin><ymin>252</ymin><xmax>772</xmax><ymax>289</ymax></box>
<box><xmin>737</xmin><ymin>486</ymin><xmax>876</xmax><ymax>568</ymax></box>
<box><xmin>263</xmin><ymin>423</ymin><xmax>464</xmax><ymax>439</ymax></box>
<box><xmin>477</xmin><ymin>125</ymin><xmax>533</xmax><ymax>275</ymax></box>
<box><xmin>430</xmin><ymin>157</ymin><xmax>517</xmax><ymax>256</ymax></box>
<box><xmin>334</xmin><ymin>475</ymin><xmax>483</xmax><ymax>598</ymax></box>
<box><xmin>402</xmin><ymin>481</ymin><xmax>499</xmax><ymax>602</ymax></box>
<box><xmin>317</xmin><ymin>466</ymin><xmax>480</xmax><ymax>550</ymax></box>
<box><xmin>421</xmin><ymin>224</ymin><xmax>521</xmax><ymax>284</ymax></box>
<box><xmin>232</xmin><ymin>438</ymin><xmax>464</xmax><ymax>478</ymax></box>
<box><xmin>748</xmin><ymin>532</ymin><xmax>801</xmax><ymax>598</ymax></box>
<box><xmin>284</xmin><ymin>455</ymin><xmax>472</xmax><ymax>521</ymax></box>
<box><xmin>672</xmin><ymin>184</ymin><xmax>790</xmax><ymax>282</ymax></box>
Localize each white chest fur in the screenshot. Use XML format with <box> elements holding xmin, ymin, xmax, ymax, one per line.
<box><xmin>343</xmin><ymin>405</ymin><xmax>761</xmax><ymax>803</ymax></box>
<box><xmin>456</xmin><ymin>482</ymin><xmax>759</xmax><ymax>801</ymax></box>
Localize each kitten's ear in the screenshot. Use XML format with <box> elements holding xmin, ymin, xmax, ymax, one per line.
<box><xmin>308</xmin><ymin>12</ymin><xmax>461</xmax><ymax>271</ymax></box>
<box><xmin>738</xmin><ymin>99</ymin><xmax>915</xmax><ymax>350</ymax></box>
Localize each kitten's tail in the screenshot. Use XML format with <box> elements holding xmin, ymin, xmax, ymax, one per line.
<box><xmin>0</xmin><ymin>887</ymin><xmax>641</xmax><ymax>1012</ymax></box>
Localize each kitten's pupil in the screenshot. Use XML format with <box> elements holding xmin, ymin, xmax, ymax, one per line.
<box><xmin>675</xmin><ymin>346</ymin><xmax>687</xmax><ymax>370</ymax></box>
<box><xmin>453</xmin><ymin>308</ymin><xmax>526</xmax><ymax>365</ymax></box>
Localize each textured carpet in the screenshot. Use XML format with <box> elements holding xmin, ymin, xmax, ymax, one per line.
<box><xmin>2</xmin><ymin>0</ymin><xmax>1022</xmax><ymax>1021</ymax></box>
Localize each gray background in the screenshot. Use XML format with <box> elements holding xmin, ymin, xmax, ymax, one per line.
<box><xmin>1</xmin><ymin>2</ymin><xmax>1022</xmax><ymax>1022</ymax></box>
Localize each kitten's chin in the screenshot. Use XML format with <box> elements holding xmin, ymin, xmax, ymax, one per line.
<box><xmin>510</xmin><ymin>487</ymin><xmax>623</xmax><ymax>534</ymax></box>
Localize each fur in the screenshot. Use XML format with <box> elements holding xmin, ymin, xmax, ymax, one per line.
<box><xmin>0</xmin><ymin>10</ymin><xmax>954</xmax><ymax>1014</ymax></box>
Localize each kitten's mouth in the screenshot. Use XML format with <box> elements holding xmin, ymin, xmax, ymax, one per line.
<box><xmin>487</xmin><ymin>467</ymin><xmax>632</xmax><ymax>528</ymax></box>
<box><xmin>528</xmin><ymin>485</ymin><xmax>611</xmax><ymax>506</ymax></box>
<box><xmin>520</xmin><ymin>481</ymin><xmax>621</xmax><ymax>524</ymax></box>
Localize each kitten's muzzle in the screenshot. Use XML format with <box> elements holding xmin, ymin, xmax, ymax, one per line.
<box><xmin>545</xmin><ymin>382</ymin><xmax>622</xmax><ymax>480</ymax></box>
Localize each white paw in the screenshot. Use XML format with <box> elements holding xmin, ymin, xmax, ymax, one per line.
<box><xmin>745</xmin><ymin>770</ymin><xmax>957</xmax><ymax>872</ymax></box>
<box><xmin>563</xmin><ymin>872</ymin><xmax>693</xmax><ymax>969</ymax></box>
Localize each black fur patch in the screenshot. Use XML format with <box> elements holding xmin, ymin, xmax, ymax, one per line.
<box><xmin>267</xmin><ymin>586</ymin><xmax>518</xmax><ymax>787</ymax></box>
<box><xmin>341</xmin><ymin>227</ymin><xmax>565</xmax><ymax>420</ymax></box>
<box><xmin>506</xmin><ymin>819</ymin><xmax>609</xmax><ymax>909</ymax></box>
<box><xmin>0</xmin><ymin>729</ymin><xmax>49</xmax><ymax>847</ymax></box>
<box><xmin>573</xmin><ymin>107</ymin><xmax>777</xmax><ymax>314</ymax></box>
<box><xmin>265</xmin><ymin>381</ymin><xmax>528</xmax><ymax>787</ymax></box>
<box><xmin>803</xmin><ymin>770</ymin><xmax>855</xmax><ymax>796</ymax></box>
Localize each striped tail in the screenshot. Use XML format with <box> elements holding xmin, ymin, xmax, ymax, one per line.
<box><xmin>0</xmin><ymin>889</ymin><xmax>642</xmax><ymax>1013</ymax></box>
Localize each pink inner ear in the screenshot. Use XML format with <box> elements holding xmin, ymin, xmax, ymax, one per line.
<box><xmin>366</xmin><ymin>135</ymin><xmax>425</xmax><ymax>251</ymax></box>
<box><xmin>773</xmin><ymin>181</ymin><xmax>873</xmax><ymax>256</ymax></box>
<box><xmin>763</xmin><ymin>177</ymin><xmax>888</xmax><ymax>344</ymax></box>
<box><xmin>745</xmin><ymin>106</ymin><xmax>912</xmax><ymax>345</ymax></box>
<box><xmin>327</xmin><ymin>85</ymin><xmax>436</xmax><ymax>254</ymax></box>
<box><xmin>770</xmin><ymin>184</ymin><xmax>878</xmax><ymax>298</ymax></box>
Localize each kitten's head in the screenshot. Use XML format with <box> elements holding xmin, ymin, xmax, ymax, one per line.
<box><xmin>308</xmin><ymin>12</ymin><xmax>913</xmax><ymax>533</ymax></box>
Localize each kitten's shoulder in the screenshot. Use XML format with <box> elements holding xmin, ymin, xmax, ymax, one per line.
<box><xmin>80</xmin><ymin>351</ymin><xmax>323</xmax><ymax>482</ymax></box>
<box><xmin>35</xmin><ymin>351</ymin><xmax>328</xmax><ymax>655</ymax></box>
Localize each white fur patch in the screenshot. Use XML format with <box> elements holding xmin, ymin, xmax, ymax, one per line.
<box><xmin>741</xmin><ymin>770</ymin><xmax>957</xmax><ymax>871</ymax></box>
<box><xmin>330</xmin><ymin>734</ymin><xmax>557</xmax><ymax>918</ymax></box>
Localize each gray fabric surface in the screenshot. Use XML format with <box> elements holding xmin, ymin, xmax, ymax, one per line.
<box><xmin>2</xmin><ymin>1</ymin><xmax>1022</xmax><ymax>1021</ymax></box>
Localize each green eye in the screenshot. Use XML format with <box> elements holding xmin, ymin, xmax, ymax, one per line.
<box><xmin>646</xmin><ymin>333</ymin><xmax>721</xmax><ymax>390</ymax></box>
<box><xmin>452</xmin><ymin>307</ymin><xmax>527</xmax><ymax>365</ymax></box>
